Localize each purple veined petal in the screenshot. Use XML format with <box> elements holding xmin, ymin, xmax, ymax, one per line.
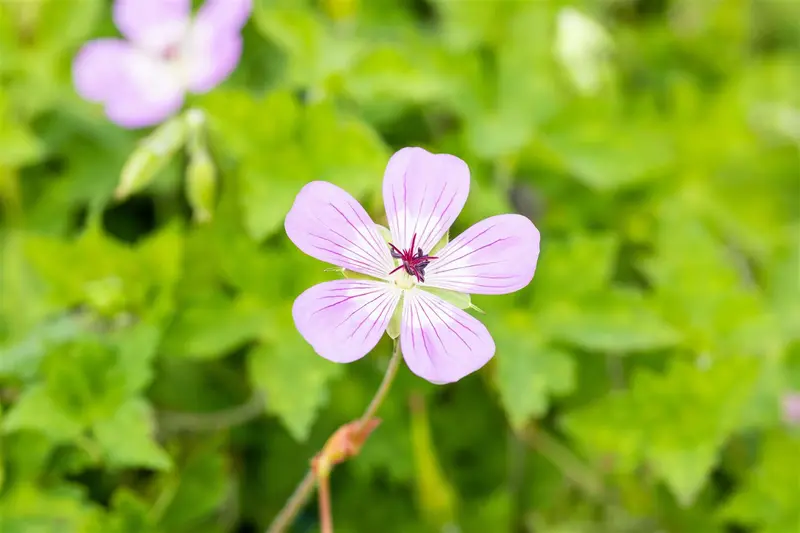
<box><xmin>73</xmin><ymin>40</ymin><xmax>185</xmax><ymax>128</ymax></box>
<box><xmin>382</xmin><ymin>147</ymin><xmax>470</xmax><ymax>254</ymax></box>
<box><xmin>400</xmin><ymin>288</ymin><xmax>495</xmax><ymax>384</ymax></box>
<box><xmin>113</xmin><ymin>0</ymin><xmax>191</xmax><ymax>53</ymax></box>
<box><xmin>183</xmin><ymin>20</ymin><xmax>243</xmax><ymax>93</ymax></box>
<box><xmin>422</xmin><ymin>214</ymin><xmax>540</xmax><ymax>295</ymax></box>
<box><xmin>293</xmin><ymin>280</ymin><xmax>401</xmax><ymax>363</ymax></box>
<box><xmin>195</xmin><ymin>0</ymin><xmax>253</xmax><ymax>34</ymax></box>
<box><xmin>285</xmin><ymin>181</ymin><xmax>396</xmax><ymax>280</ymax></box>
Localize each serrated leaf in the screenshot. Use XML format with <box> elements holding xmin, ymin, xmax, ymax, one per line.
<box><xmin>93</xmin><ymin>399</ymin><xmax>171</xmax><ymax>471</ymax></box>
<box><xmin>161</xmin><ymin>295</ymin><xmax>270</xmax><ymax>359</ymax></box>
<box><xmin>492</xmin><ymin>312</ymin><xmax>575</xmax><ymax>430</ymax></box>
<box><xmin>542</xmin><ymin>288</ymin><xmax>682</xmax><ymax>353</ymax></box>
<box><xmin>248</xmin><ymin>317</ymin><xmax>342</xmax><ymax>441</ymax></box>
<box><xmin>2</xmin><ymin>385</ymin><xmax>82</xmax><ymax>442</ymax></box>
<box><xmin>563</xmin><ymin>356</ymin><xmax>761</xmax><ymax>505</ymax></box>
<box><xmin>722</xmin><ymin>431</ymin><xmax>800</xmax><ymax>531</ymax></box>
<box><xmin>532</xmin><ymin>233</ymin><xmax>618</xmax><ymax>304</ymax></box>
<box><xmin>158</xmin><ymin>442</ymin><xmax>231</xmax><ymax>531</ymax></box>
<box><xmin>41</xmin><ymin>340</ymin><xmax>128</xmax><ymax>427</ymax></box>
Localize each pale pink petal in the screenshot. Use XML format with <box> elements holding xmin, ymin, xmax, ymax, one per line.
<box><xmin>113</xmin><ymin>0</ymin><xmax>191</xmax><ymax>52</ymax></box>
<box><xmin>195</xmin><ymin>0</ymin><xmax>252</xmax><ymax>34</ymax></box>
<box><xmin>184</xmin><ymin>21</ymin><xmax>243</xmax><ymax>93</ymax></box>
<box><xmin>73</xmin><ymin>40</ymin><xmax>184</xmax><ymax>128</ymax></box>
<box><xmin>400</xmin><ymin>288</ymin><xmax>495</xmax><ymax>384</ymax></box>
<box><xmin>73</xmin><ymin>39</ymin><xmax>131</xmax><ymax>103</ymax></box>
<box><xmin>422</xmin><ymin>214</ymin><xmax>540</xmax><ymax>295</ymax></box>
<box><xmin>293</xmin><ymin>280</ymin><xmax>401</xmax><ymax>363</ymax></box>
<box><xmin>382</xmin><ymin>147</ymin><xmax>470</xmax><ymax>254</ymax></box>
<box><xmin>285</xmin><ymin>181</ymin><xmax>396</xmax><ymax>279</ymax></box>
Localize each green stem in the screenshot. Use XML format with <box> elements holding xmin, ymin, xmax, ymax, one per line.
<box><xmin>524</xmin><ymin>425</ymin><xmax>604</xmax><ymax>499</ymax></box>
<box><xmin>266</xmin><ymin>341</ymin><xmax>403</xmax><ymax>533</ymax></box>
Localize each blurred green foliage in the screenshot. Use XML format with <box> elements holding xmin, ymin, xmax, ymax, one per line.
<box><xmin>1</xmin><ymin>0</ymin><xmax>799</xmax><ymax>532</ymax></box>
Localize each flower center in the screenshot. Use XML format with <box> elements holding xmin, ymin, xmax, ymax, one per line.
<box><xmin>388</xmin><ymin>233</ymin><xmax>437</xmax><ymax>285</ymax></box>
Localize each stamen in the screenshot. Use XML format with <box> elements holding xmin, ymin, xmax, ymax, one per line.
<box><xmin>387</xmin><ymin>233</ymin><xmax>438</xmax><ymax>284</ymax></box>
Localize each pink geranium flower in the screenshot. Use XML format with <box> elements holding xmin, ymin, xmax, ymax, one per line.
<box><xmin>285</xmin><ymin>147</ymin><xmax>541</xmax><ymax>384</ymax></box>
<box><xmin>72</xmin><ymin>0</ymin><xmax>252</xmax><ymax>128</ymax></box>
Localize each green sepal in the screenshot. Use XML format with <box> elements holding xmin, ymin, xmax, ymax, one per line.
<box><xmin>386</xmin><ymin>296</ymin><xmax>403</xmax><ymax>339</ymax></box>
<box><xmin>375</xmin><ymin>224</ymin><xmax>392</xmax><ymax>244</ymax></box>
<box><xmin>421</xmin><ymin>287</ymin><xmax>471</xmax><ymax>310</ymax></box>
<box><xmin>342</xmin><ymin>269</ymin><xmax>382</xmax><ymax>281</ymax></box>
<box><xmin>430</xmin><ymin>231</ymin><xmax>449</xmax><ymax>255</ymax></box>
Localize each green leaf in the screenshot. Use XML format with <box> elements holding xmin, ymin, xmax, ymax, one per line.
<box><xmin>247</xmin><ymin>314</ymin><xmax>342</xmax><ymax>441</ymax></box>
<box><xmin>644</xmin><ymin>203</ymin><xmax>782</xmax><ymax>356</ymax></box>
<box><xmin>542</xmin><ymin>288</ymin><xmax>682</xmax><ymax>353</ymax></box>
<box><xmin>161</xmin><ymin>295</ymin><xmax>271</xmax><ymax>359</ymax></box>
<box><xmin>42</xmin><ymin>340</ymin><xmax>128</xmax><ymax>427</ymax></box>
<box><xmin>491</xmin><ymin>312</ymin><xmax>575</xmax><ymax>430</ymax></box>
<box><xmin>722</xmin><ymin>431</ymin><xmax>800</xmax><ymax>532</ymax></box>
<box><xmin>532</xmin><ymin>233</ymin><xmax>618</xmax><ymax>304</ymax></box>
<box><xmin>563</xmin><ymin>356</ymin><xmax>761</xmax><ymax>505</ymax></box>
<box><xmin>0</xmin><ymin>483</ymin><xmax>102</xmax><ymax>533</ymax></box>
<box><xmin>2</xmin><ymin>385</ymin><xmax>82</xmax><ymax>442</ymax></box>
<box><xmin>543</xmin><ymin>108</ymin><xmax>675</xmax><ymax>190</ymax></box>
<box><xmin>93</xmin><ymin>399</ymin><xmax>171</xmax><ymax>471</ymax></box>
<box><xmin>157</xmin><ymin>442</ymin><xmax>231</xmax><ymax>531</ymax></box>
<box><xmin>409</xmin><ymin>394</ymin><xmax>458</xmax><ymax>530</ymax></box>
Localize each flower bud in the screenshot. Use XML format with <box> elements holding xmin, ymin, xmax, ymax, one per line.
<box><xmin>115</xmin><ymin>116</ymin><xmax>187</xmax><ymax>199</ymax></box>
<box><xmin>185</xmin><ymin>147</ymin><xmax>217</xmax><ymax>223</ymax></box>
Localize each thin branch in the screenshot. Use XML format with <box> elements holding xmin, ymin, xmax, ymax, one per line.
<box><xmin>157</xmin><ymin>391</ymin><xmax>265</xmax><ymax>435</ymax></box>
<box><xmin>266</xmin><ymin>341</ymin><xmax>403</xmax><ymax>533</ymax></box>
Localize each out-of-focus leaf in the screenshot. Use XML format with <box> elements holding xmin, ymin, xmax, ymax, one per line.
<box><xmin>162</xmin><ymin>295</ymin><xmax>271</xmax><ymax>359</ymax></box>
<box><xmin>543</xmin><ymin>113</ymin><xmax>674</xmax><ymax>190</ymax></box>
<box><xmin>721</xmin><ymin>430</ymin><xmax>800</xmax><ymax>532</ymax></box>
<box><xmin>41</xmin><ymin>340</ymin><xmax>128</xmax><ymax>427</ymax></box>
<box><xmin>409</xmin><ymin>394</ymin><xmax>458</xmax><ymax>530</ymax></box>
<box><xmin>248</xmin><ymin>313</ymin><xmax>342</xmax><ymax>441</ymax></box>
<box><xmin>2</xmin><ymin>385</ymin><xmax>82</xmax><ymax>442</ymax></box>
<box><xmin>93</xmin><ymin>398</ymin><xmax>171</xmax><ymax>471</ymax></box>
<box><xmin>532</xmin><ymin>232</ymin><xmax>618</xmax><ymax>304</ymax></box>
<box><xmin>0</xmin><ymin>483</ymin><xmax>102</xmax><ymax>533</ymax></box>
<box><xmin>492</xmin><ymin>311</ymin><xmax>575</xmax><ymax>430</ymax></box>
<box><xmin>564</xmin><ymin>356</ymin><xmax>761</xmax><ymax>506</ymax></box>
<box><xmin>157</xmin><ymin>442</ymin><xmax>231</xmax><ymax>532</ymax></box>
<box><xmin>644</xmin><ymin>203</ymin><xmax>783</xmax><ymax>356</ymax></box>
<box><xmin>542</xmin><ymin>288</ymin><xmax>682</xmax><ymax>353</ymax></box>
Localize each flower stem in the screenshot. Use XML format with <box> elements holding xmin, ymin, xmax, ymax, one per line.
<box><xmin>318</xmin><ymin>473</ymin><xmax>334</xmax><ymax>533</ymax></box>
<box><xmin>266</xmin><ymin>341</ymin><xmax>404</xmax><ymax>533</ymax></box>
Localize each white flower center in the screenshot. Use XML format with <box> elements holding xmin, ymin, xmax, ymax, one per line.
<box><xmin>391</xmin><ymin>270</ymin><xmax>417</xmax><ymax>290</ymax></box>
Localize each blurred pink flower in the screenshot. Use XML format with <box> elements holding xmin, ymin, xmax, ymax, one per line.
<box><xmin>72</xmin><ymin>0</ymin><xmax>252</xmax><ymax>128</ymax></box>
<box><xmin>782</xmin><ymin>392</ymin><xmax>800</xmax><ymax>425</ymax></box>
<box><xmin>285</xmin><ymin>147</ymin><xmax>541</xmax><ymax>384</ymax></box>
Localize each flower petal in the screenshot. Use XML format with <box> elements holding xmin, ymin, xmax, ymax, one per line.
<box><xmin>184</xmin><ymin>22</ymin><xmax>243</xmax><ymax>93</ymax></box>
<box><xmin>73</xmin><ymin>40</ymin><xmax>185</xmax><ymax>128</ymax></box>
<box><xmin>285</xmin><ymin>181</ymin><xmax>396</xmax><ymax>280</ymax></box>
<box><xmin>382</xmin><ymin>147</ymin><xmax>470</xmax><ymax>254</ymax></box>
<box><xmin>400</xmin><ymin>288</ymin><xmax>495</xmax><ymax>384</ymax></box>
<box><xmin>422</xmin><ymin>214</ymin><xmax>540</xmax><ymax>295</ymax></box>
<box><xmin>195</xmin><ymin>0</ymin><xmax>252</xmax><ymax>34</ymax></box>
<box><xmin>73</xmin><ymin>39</ymin><xmax>131</xmax><ymax>103</ymax></box>
<box><xmin>113</xmin><ymin>0</ymin><xmax>191</xmax><ymax>52</ymax></box>
<box><xmin>293</xmin><ymin>280</ymin><xmax>401</xmax><ymax>363</ymax></box>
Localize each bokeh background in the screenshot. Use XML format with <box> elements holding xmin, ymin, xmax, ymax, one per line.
<box><xmin>1</xmin><ymin>0</ymin><xmax>799</xmax><ymax>532</ymax></box>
